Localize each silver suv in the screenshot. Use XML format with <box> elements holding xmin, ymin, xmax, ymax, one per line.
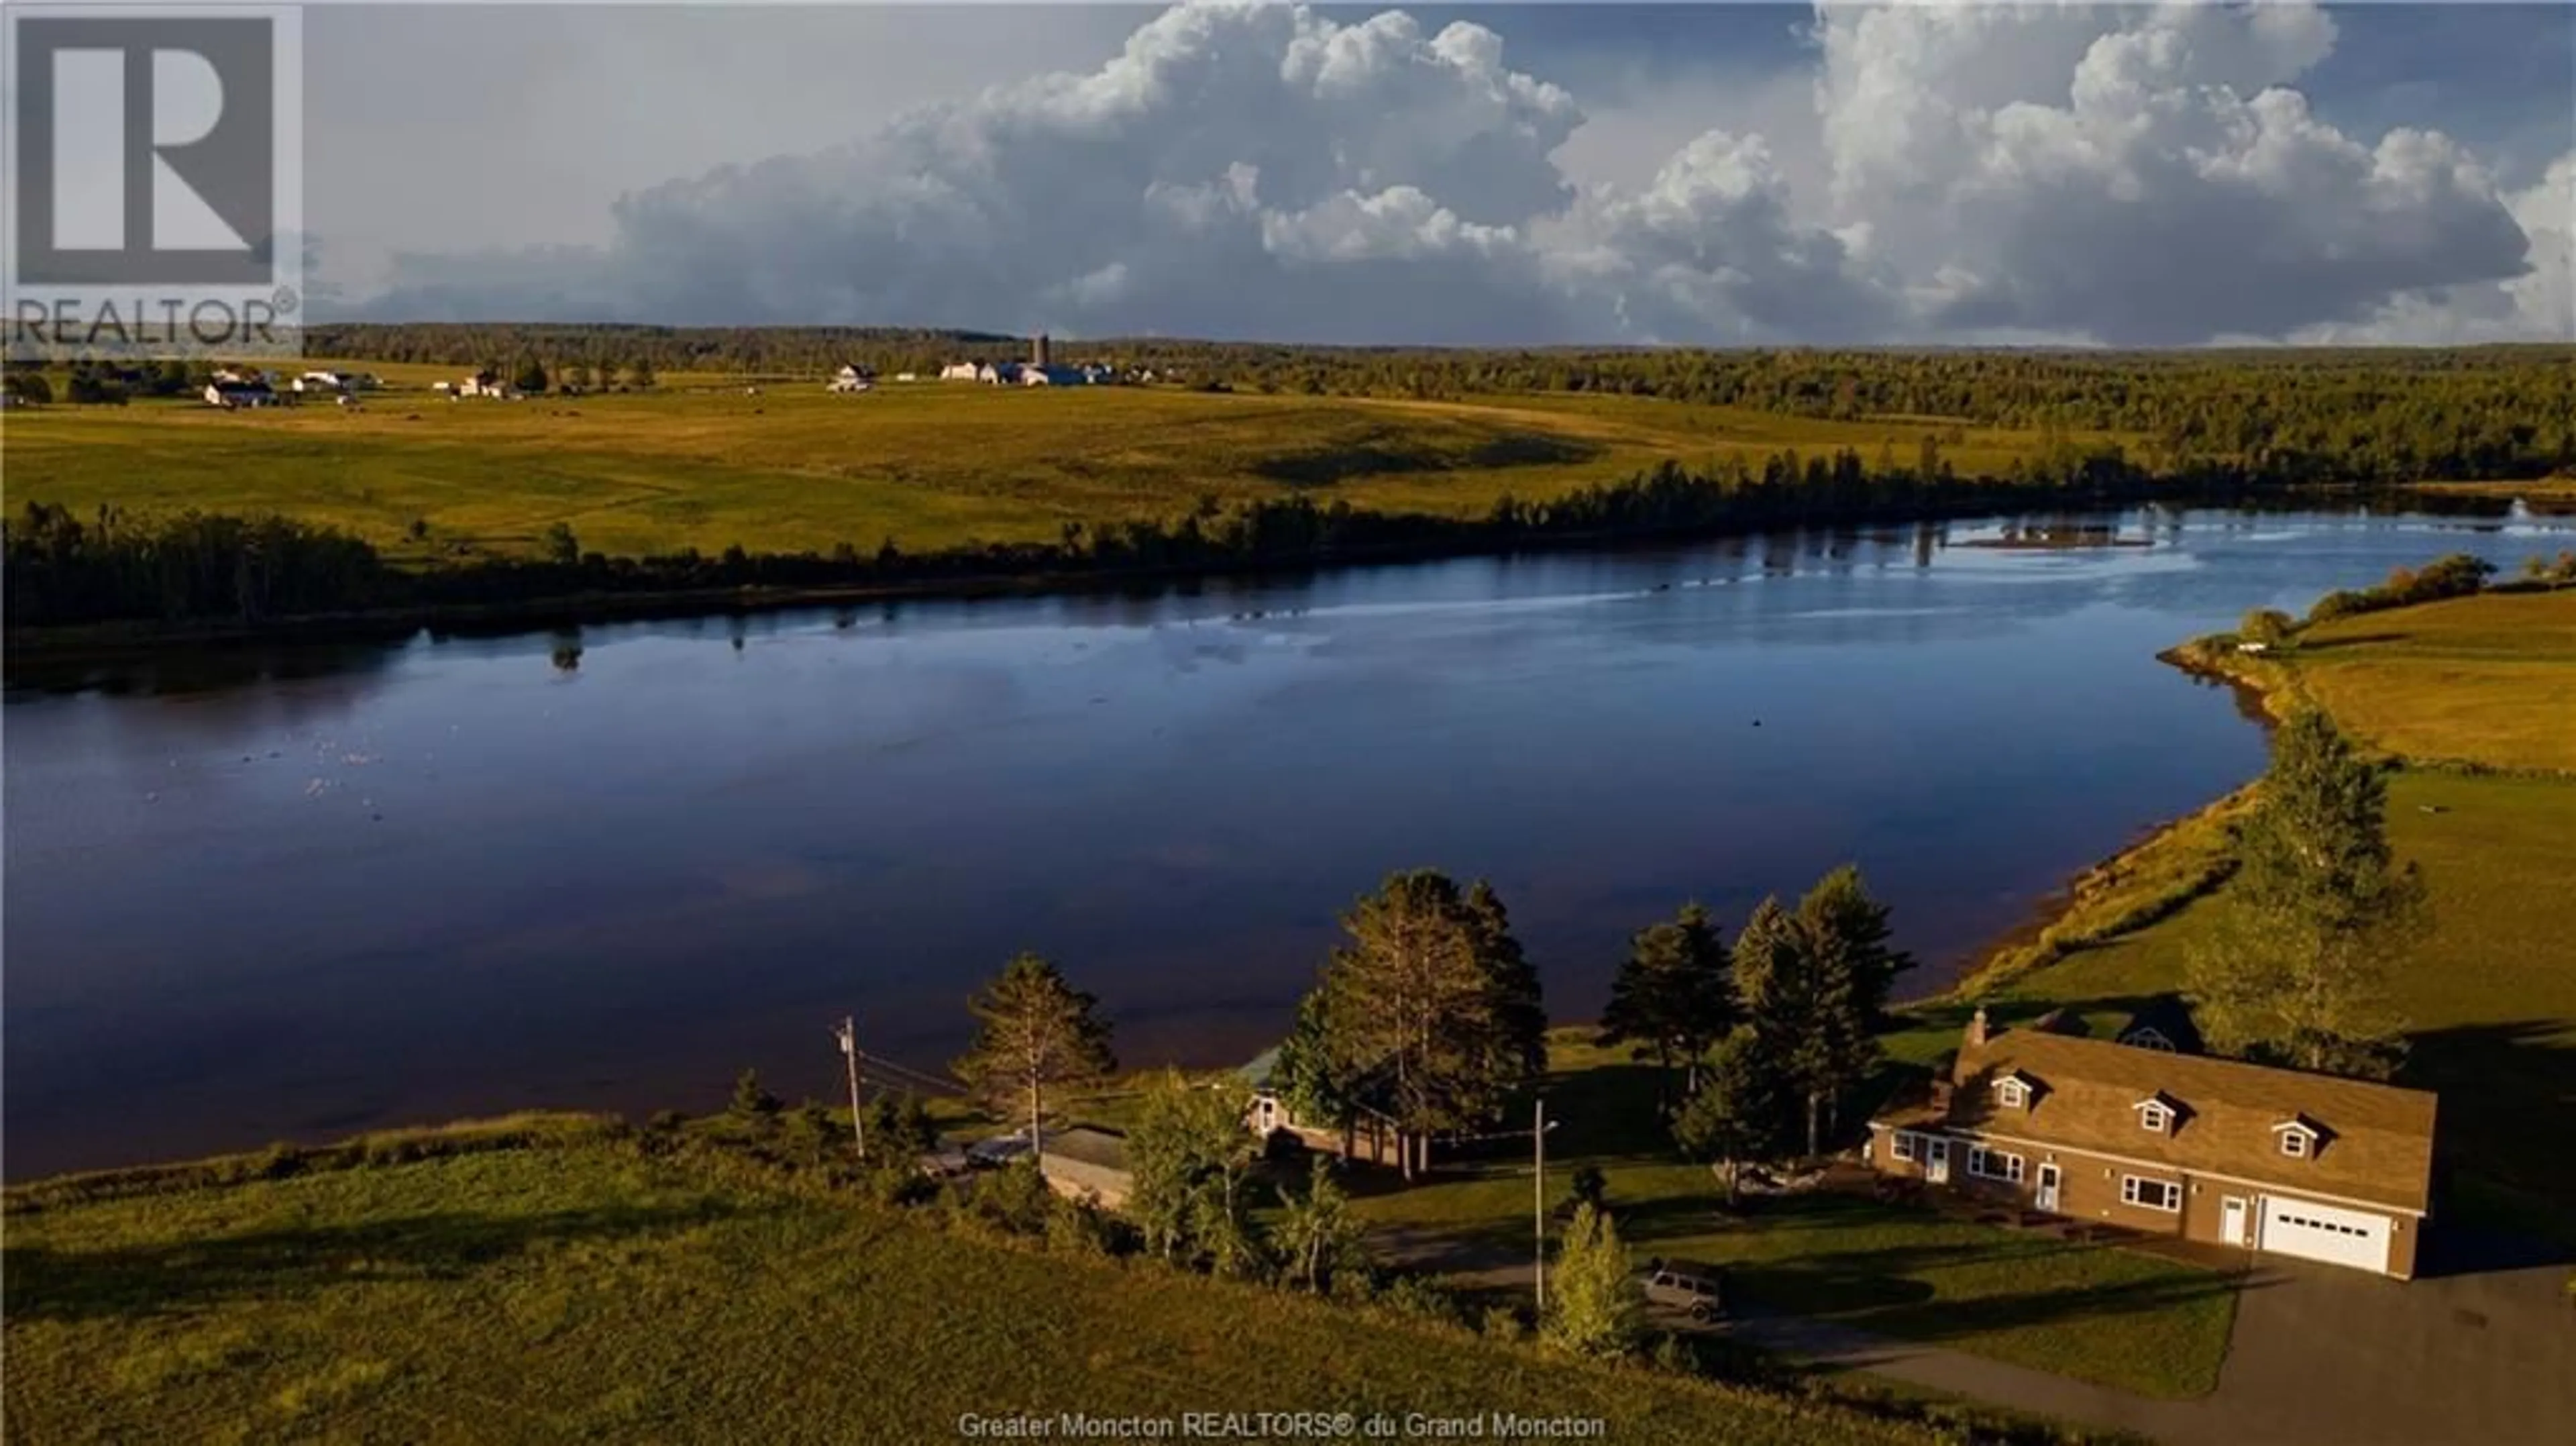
<box><xmin>1640</xmin><ymin>1258</ymin><xmax>1725</xmax><ymax>1323</ymax></box>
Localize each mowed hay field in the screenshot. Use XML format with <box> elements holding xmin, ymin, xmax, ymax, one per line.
<box><xmin>1</xmin><ymin>378</ymin><xmax>2096</xmax><ymax>563</ymax></box>
<box><xmin>2284</xmin><ymin>590</ymin><xmax>2576</xmax><ymax>772</ymax></box>
<box><xmin>1977</xmin><ymin>590</ymin><xmax>2576</xmax><ymax>1237</ymax></box>
<box><xmin>0</xmin><ymin>1143</ymin><xmax>1935</xmax><ymax>1446</ymax></box>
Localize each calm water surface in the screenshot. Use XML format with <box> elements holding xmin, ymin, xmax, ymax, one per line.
<box><xmin>7</xmin><ymin>505</ymin><xmax>2565</xmax><ymax>1175</ymax></box>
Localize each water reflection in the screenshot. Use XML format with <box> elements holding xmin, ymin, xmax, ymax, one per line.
<box><xmin>4</xmin><ymin>505</ymin><xmax>2567</xmax><ymax>1175</ymax></box>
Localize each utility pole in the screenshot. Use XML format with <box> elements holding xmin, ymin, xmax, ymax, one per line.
<box><xmin>833</xmin><ymin>1016</ymin><xmax>865</xmax><ymax>1161</ymax></box>
<box><xmin>1533</xmin><ymin>1094</ymin><xmax>1548</xmax><ymax>1314</ymax></box>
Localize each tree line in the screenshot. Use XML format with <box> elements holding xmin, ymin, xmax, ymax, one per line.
<box><xmin>0</xmin><ymin>433</ymin><xmax>2430</xmax><ymax>631</ymax></box>
<box><xmin>268</xmin><ymin>327</ymin><xmax>2576</xmax><ymax>482</ymax></box>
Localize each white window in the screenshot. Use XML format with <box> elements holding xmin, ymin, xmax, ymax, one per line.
<box><xmin>1994</xmin><ymin>1078</ymin><xmax>2029</xmax><ymax>1109</ymax></box>
<box><xmin>1967</xmin><ymin>1147</ymin><xmax>2025</xmax><ymax>1183</ymax></box>
<box><xmin>2138</xmin><ymin>1100</ymin><xmax>2174</xmax><ymax>1133</ymax></box>
<box><xmin>2121</xmin><ymin>1176</ymin><xmax>2182</xmax><ymax>1212</ymax></box>
<box><xmin>1890</xmin><ymin>1131</ymin><xmax>1918</xmax><ymax>1163</ymax></box>
<box><xmin>2279</xmin><ymin>1131</ymin><xmax>2310</xmax><ymax>1159</ymax></box>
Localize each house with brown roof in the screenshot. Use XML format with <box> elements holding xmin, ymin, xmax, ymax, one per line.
<box><xmin>1866</xmin><ymin>1007</ymin><xmax>2438</xmax><ymax>1278</ymax></box>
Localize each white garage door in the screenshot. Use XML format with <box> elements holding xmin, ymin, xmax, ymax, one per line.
<box><xmin>2259</xmin><ymin>1196</ymin><xmax>2392</xmax><ymax>1273</ymax></box>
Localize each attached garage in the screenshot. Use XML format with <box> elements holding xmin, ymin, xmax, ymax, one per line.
<box><xmin>2259</xmin><ymin>1195</ymin><xmax>2393</xmax><ymax>1274</ymax></box>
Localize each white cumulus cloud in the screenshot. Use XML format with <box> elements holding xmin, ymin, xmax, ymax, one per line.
<box><xmin>351</xmin><ymin>1</ymin><xmax>2569</xmax><ymax>348</ymax></box>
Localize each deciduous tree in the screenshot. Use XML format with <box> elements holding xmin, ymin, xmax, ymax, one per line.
<box><xmin>1127</xmin><ymin>1071</ymin><xmax>1267</xmax><ymax>1277</ymax></box>
<box><xmin>2188</xmin><ymin>711</ymin><xmax>2422</xmax><ymax>1077</ymax></box>
<box><xmin>1542</xmin><ymin>1202</ymin><xmax>1640</xmax><ymax>1359</ymax></box>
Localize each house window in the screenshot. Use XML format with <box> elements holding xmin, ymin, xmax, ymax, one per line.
<box><xmin>2121</xmin><ymin>1176</ymin><xmax>2182</xmax><ymax>1212</ymax></box>
<box><xmin>2138</xmin><ymin>1101</ymin><xmax>2174</xmax><ymax>1133</ymax></box>
<box><xmin>1968</xmin><ymin>1147</ymin><xmax>2025</xmax><ymax>1183</ymax></box>
<box><xmin>2279</xmin><ymin>1131</ymin><xmax>2310</xmax><ymax>1159</ymax></box>
<box><xmin>1890</xmin><ymin>1131</ymin><xmax>1918</xmax><ymax>1163</ymax></box>
<box><xmin>1994</xmin><ymin>1078</ymin><xmax>2029</xmax><ymax>1109</ymax></box>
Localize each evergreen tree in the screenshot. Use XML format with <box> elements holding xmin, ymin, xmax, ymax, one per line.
<box><xmin>728</xmin><ymin>1068</ymin><xmax>782</xmax><ymax>1131</ymax></box>
<box><xmin>1731</xmin><ymin>897</ymin><xmax>1835</xmax><ymax>1158</ymax></box>
<box><xmin>1466</xmin><ymin>880</ymin><xmax>1549</xmax><ymax>1088</ymax></box>
<box><xmin>1671</xmin><ymin>1029</ymin><xmax>1790</xmax><ymax>1206</ymax></box>
<box><xmin>953</xmin><ymin>952</ymin><xmax>1117</xmax><ymax>1149</ymax></box>
<box><xmin>2188</xmin><ymin>711</ymin><xmax>2422</xmax><ymax>1077</ymax></box>
<box><xmin>1314</xmin><ymin>870</ymin><xmax>1540</xmax><ymax>1177</ymax></box>
<box><xmin>1598</xmin><ymin>902</ymin><xmax>1733</xmax><ymax>1099</ymax></box>
<box><xmin>1792</xmin><ymin>866</ymin><xmax>1907</xmax><ymax>1139</ymax></box>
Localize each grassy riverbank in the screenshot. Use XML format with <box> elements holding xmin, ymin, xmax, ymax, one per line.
<box><xmin>3</xmin><ymin>1125</ymin><xmax>1967</xmax><ymax>1446</ymax></box>
<box><xmin>1935</xmin><ymin>587</ymin><xmax>2576</xmax><ymax>1239</ymax></box>
<box><xmin>2</xmin><ymin>382</ymin><xmax>2111</xmax><ymax>564</ymax></box>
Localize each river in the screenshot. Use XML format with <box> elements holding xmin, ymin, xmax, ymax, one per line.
<box><xmin>5</xmin><ymin>503</ymin><xmax>2567</xmax><ymax>1176</ymax></box>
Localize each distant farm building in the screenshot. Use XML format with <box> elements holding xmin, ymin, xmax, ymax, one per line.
<box><xmin>203</xmin><ymin>377</ymin><xmax>278</xmax><ymax>408</ymax></box>
<box><xmin>828</xmin><ymin>364</ymin><xmax>874</xmax><ymax>393</ymax></box>
<box><xmin>938</xmin><ymin>362</ymin><xmax>981</xmax><ymax>381</ymax></box>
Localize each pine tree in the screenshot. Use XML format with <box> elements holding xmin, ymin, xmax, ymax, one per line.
<box><xmin>1313</xmin><ymin>870</ymin><xmax>1542</xmax><ymax>1177</ymax></box>
<box><xmin>1466</xmin><ymin>880</ymin><xmax>1549</xmax><ymax>1089</ymax></box>
<box><xmin>1671</xmin><ymin>1029</ymin><xmax>1788</xmax><ymax>1205</ymax></box>
<box><xmin>953</xmin><ymin>952</ymin><xmax>1117</xmax><ymax>1151</ymax></box>
<box><xmin>1598</xmin><ymin>902</ymin><xmax>1733</xmax><ymax>1100</ymax></box>
<box><xmin>1793</xmin><ymin>866</ymin><xmax>1907</xmax><ymax>1140</ymax></box>
<box><xmin>1731</xmin><ymin>897</ymin><xmax>1834</xmax><ymax>1158</ymax></box>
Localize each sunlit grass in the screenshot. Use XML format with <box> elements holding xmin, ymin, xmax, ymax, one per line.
<box><xmin>3</xmin><ymin>1143</ymin><xmax>1932</xmax><ymax>1446</ymax></box>
<box><xmin>3</xmin><ymin>381</ymin><xmax>2110</xmax><ymax>564</ymax></box>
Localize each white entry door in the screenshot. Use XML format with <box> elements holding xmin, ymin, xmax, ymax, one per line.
<box><xmin>1923</xmin><ymin>1137</ymin><xmax>1950</xmax><ymax>1184</ymax></box>
<box><xmin>2220</xmin><ymin>1195</ymin><xmax>2249</xmax><ymax>1247</ymax></box>
<box><xmin>2259</xmin><ymin>1196</ymin><xmax>2392</xmax><ymax>1273</ymax></box>
<box><xmin>2035</xmin><ymin>1162</ymin><xmax>2061</xmax><ymax>1212</ymax></box>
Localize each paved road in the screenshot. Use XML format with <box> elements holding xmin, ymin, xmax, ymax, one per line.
<box><xmin>1739</xmin><ymin>1251</ymin><xmax>2576</xmax><ymax>1446</ymax></box>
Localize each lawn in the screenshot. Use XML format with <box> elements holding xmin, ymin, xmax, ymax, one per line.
<box><xmin>2</xmin><ymin>1140</ymin><xmax>1940</xmax><ymax>1446</ymax></box>
<box><xmin>1348</xmin><ymin>1033</ymin><xmax>2238</xmax><ymax>1400</ymax></box>
<box><xmin>1951</xmin><ymin>590</ymin><xmax>2576</xmax><ymax>1240</ymax></box>
<box><xmin>1</xmin><ymin>379</ymin><xmax>2106</xmax><ymax>564</ymax></box>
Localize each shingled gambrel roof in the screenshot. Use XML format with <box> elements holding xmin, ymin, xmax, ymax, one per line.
<box><xmin>1939</xmin><ymin>1028</ymin><xmax>2438</xmax><ymax>1214</ymax></box>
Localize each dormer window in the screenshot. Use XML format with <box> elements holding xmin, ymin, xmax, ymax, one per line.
<box><xmin>2133</xmin><ymin>1094</ymin><xmax>2179</xmax><ymax>1134</ymax></box>
<box><xmin>2273</xmin><ymin>1117</ymin><xmax>2322</xmax><ymax>1159</ymax></box>
<box><xmin>1990</xmin><ymin>1071</ymin><xmax>2037</xmax><ymax>1110</ymax></box>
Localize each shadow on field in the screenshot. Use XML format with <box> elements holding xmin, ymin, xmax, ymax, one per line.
<box><xmin>3</xmin><ymin>1201</ymin><xmax>742</xmax><ymax>1323</ymax></box>
<box><xmin>2408</xmin><ymin>1018</ymin><xmax>2576</xmax><ymax>1274</ymax></box>
<box><xmin>1252</xmin><ymin>432</ymin><xmax>1600</xmax><ymax>486</ymax></box>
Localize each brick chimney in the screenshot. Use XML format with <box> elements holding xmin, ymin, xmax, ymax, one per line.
<box><xmin>1965</xmin><ymin>1005</ymin><xmax>1991</xmax><ymax>1050</ymax></box>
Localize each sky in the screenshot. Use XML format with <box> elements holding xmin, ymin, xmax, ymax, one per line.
<box><xmin>306</xmin><ymin>2</ymin><xmax>2576</xmax><ymax>346</ymax></box>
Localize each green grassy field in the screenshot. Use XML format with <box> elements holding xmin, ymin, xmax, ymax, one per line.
<box><xmin>2</xmin><ymin>1140</ymin><xmax>1946</xmax><ymax>1446</ymax></box>
<box><xmin>1350</xmin><ymin>1034</ymin><xmax>2237</xmax><ymax>1400</ymax></box>
<box><xmin>1</xmin><ymin>379</ymin><xmax>2106</xmax><ymax>564</ymax></box>
<box><xmin>2272</xmin><ymin>591</ymin><xmax>2576</xmax><ymax>772</ymax></box>
<box><xmin>1941</xmin><ymin>590</ymin><xmax>2576</xmax><ymax>1238</ymax></box>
